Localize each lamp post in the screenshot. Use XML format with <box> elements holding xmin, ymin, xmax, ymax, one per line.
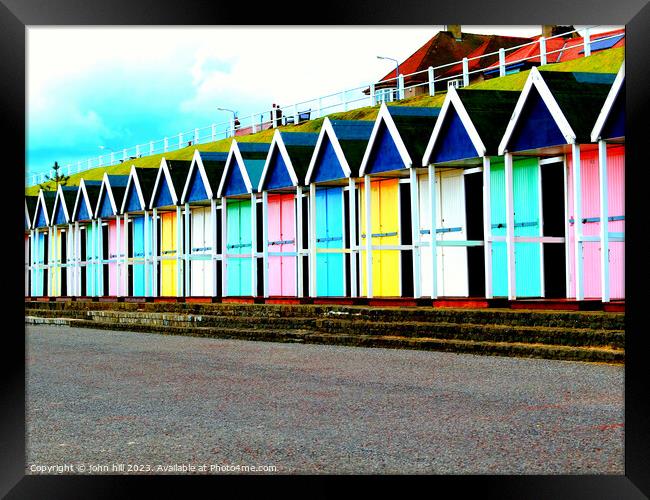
<box><xmin>216</xmin><ymin>107</ymin><xmax>238</xmax><ymax>138</ymax></box>
<box><xmin>377</xmin><ymin>55</ymin><xmax>400</xmax><ymax>101</ymax></box>
<box><xmin>99</xmin><ymin>145</ymin><xmax>115</xmax><ymax>166</ymax></box>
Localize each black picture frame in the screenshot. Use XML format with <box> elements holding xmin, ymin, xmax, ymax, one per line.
<box><xmin>4</xmin><ymin>1</ymin><xmax>649</xmax><ymax>497</ymax></box>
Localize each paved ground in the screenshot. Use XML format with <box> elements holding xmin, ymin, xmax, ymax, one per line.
<box><xmin>26</xmin><ymin>325</ymin><xmax>624</xmax><ymax>474</ymax></box>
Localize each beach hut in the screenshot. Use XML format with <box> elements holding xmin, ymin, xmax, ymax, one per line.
<box><xmin>590</xmin><ymin>63</ymin><xmax>625</xmax><ymax>301</ymax></box>
<box><xmin>217</xmin><ymin>141</ymin><xmax>270</xmax><ymax>297</ymax></box>
<box><xmin>498</xmin><ymin>67</ymin><xmax>616</xmax><ymax>300</ymax></box>
<box><xmin>149</xmin><ymin>158</ymin><xmax>192</xmax><ymax>297</ymax></box>
<box><xmin>25</xmin><ymin>195</ymin><xmax>39</xmax><ymax>296</ymax></box>
<box><xmin>422</xmin><ymin>87</ymin><xmax>521</xmax><ymax>298</ymax></box>
<box><xmin>257</xmin><ymin>131</ymin><xmax>319</xmax><ymax>298</ymax></box>
<box><xmin>120</xmin><ymin>166</ymin><xmax>159</xmax><ymax>297</ymax></box>
<box><xmin>304</xmin><ymin>118</ymin><xmax>374</xmax><ymax>297</ymax></box>
<box><xmin>31</xmin><ymin>189</ymin><xmax>57</xmax><ymax>296</ymax></box>
<box><xmin>50</xmin><ymin>185</ymin><xmax>80</xmax><ymax>296</ymax></box>
<box><xmin>179</xmin><ymin>150</ymin><xmax>229</xmax><ymax>297</ymax></box>
<box><xmin>71</xmin><ymin>179</ymin><xmax>103</xmax><ymax>296</ymax></box>
<box><xmin>358</xmin><ymin>103</ymin><xmax>440</xmax><ymax>298</ymax></box>
<box><xmin>95</xmin><ymin>173</ymin><xmax>129</xmax><ymax>296</ymax></box>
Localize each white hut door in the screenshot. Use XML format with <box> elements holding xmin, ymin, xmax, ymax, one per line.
<box><xmin>439</xmin><ymin>170</ymin><xmax>468</xmax><ymax>297</ymax></box>
<box><xmin>418</xmin><ymin>173</ymin><xmax>443</xmax><ymax>298</ymax></box>
<box><xmin>191</xmin><ymin>209</ymin><xmax>205</xmax><ymax>295</ymax></box>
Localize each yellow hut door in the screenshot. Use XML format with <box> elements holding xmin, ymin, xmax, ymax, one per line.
<box><xmin>160</xmin><ymin>211</ymin><xmax>177</xmax><ymax>296</ymax></box>
<box><xmin>360</xmin><ymin>178</ymin><xmax>400</xmax><ymax>297</ymax></box>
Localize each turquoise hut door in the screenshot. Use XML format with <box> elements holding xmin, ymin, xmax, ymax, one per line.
<box><xmin>85</xmin><ymin>224</ymin><xmax>94</xmax><ymax>296</ymax></box>
<box><xmin>131</xmin><ymin>216</ymin><xmax>145</xmax><ymax>296</ymax></box>
<box><xmin>491</xmin><ymin>157</ymin><xmax>542</xmax><ymax>297</ymax></box>
<box><xmin>315</xmin><ymin>187</ymin><xmax>344</xmax><ymax>296</ymax></box>
<box><xmin>226</xmin><ymin>200</ymin><xmax>252</xmax><ymax>296</ymax></box>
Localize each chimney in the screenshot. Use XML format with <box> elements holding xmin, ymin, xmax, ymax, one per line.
<box><xmin>542</xmin><ymin>25</ymin><xmax>555</xmax><ymax>38</ymax></box>
<box><xmin>542</xmin><ymin>25</ymin><xmax>575</xmax><ymax>38</ymax></box>
<box><xmin>446</xmin><ymin>24</ymin><xmax>462</xmax><ymax>41</ymax></box>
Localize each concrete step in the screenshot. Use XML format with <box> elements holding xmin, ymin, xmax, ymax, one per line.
<box><xmin>314</xmin><ymin>319</ymin><xmax>624</xmax><ymax>349</ymax></box>
<box><xmin>25</xmin><ymin>301</ymin><xmax>624</xmax><ymax>331</ymax></box>
<box><xmin>38</xmin><ymin>309</ymin><xmax>622</xmax><ymax>349</ymax></box>
<box><xmin>25</xmin><ymin>316</ymin><xmax>624</xmax><ymax>364</ymax></box>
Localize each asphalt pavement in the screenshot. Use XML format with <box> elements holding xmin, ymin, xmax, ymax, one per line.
<box><xmin>26</xmin><ymin>325</ymin><xmax>624</xmax><ymax>474</ymax></box>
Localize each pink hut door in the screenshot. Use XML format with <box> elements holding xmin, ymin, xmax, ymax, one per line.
<box><xmin>107</xmin><ymin>219</ymin><xmax>118</xmax><ymax>296</ymax></box>
<box><xmin>280</xmin><ymin>194</ymin><xmax>296</xmax><ymax>296</ymax></box>
<box><xmin>606</xmin><ymin>146</ymin><xmax>625</xmax><ymax>299</ymax></box>
<box><xmin>267</xmin><ymin>194</ymin><xmax>296</xmax><ymax>296</ymax></box>
<box><xmin>567</xmin><ymin>147</ymin><xmax>625</xmax><ymax>299</ymax></box>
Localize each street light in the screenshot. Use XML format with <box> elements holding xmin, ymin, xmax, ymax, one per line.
<box><xmin>217</xmin><ymin>107</ymin><xmax>238</xmax><ymax>137</ymax></box>
<box><xmin>377</xmin><ymin>56</ymin><xmax>401</xmax><ymax>101</ymax></box>
<box><xmin>99</xmin><ymin>145</ymin><xmax>115</xmax><ymax>166</ymax></box>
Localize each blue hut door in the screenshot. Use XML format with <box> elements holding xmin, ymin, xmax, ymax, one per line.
<box><xmin>491</xmin><ymin>157</ymin><xmax>542</xmax><ymax>297</ymax></box>
<box><xmin>315</xmin><ymin>187</ymin><xmax>344</xmax><ymax>296</ymax></box>
<box><xmin>131</xmin><ymin>216</ymin><xmax>145</xmax><ymax>296</ymax></box>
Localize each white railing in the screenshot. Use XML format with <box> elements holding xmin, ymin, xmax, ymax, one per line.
<box><xmin>27</xmin><ymin>26</ymin><xmax>620</xmax><ymax>187</ymax></box>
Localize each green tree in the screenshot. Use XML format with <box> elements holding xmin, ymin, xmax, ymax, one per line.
<box><xmin>39</xmin><ymin>161</ymin><xmax>70</xmax><ymax>191</ymax></box>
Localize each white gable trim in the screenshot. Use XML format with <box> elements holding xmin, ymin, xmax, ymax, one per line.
<box><xmin>25</xmin><ymin>199</ymin><xmax>31</xmax><ymax>229</ymax></box>
<box><xmin>71</xmin><ymin>179</ymin><xmax>94</xmax><ymax>222</ymax></box>
<box><xmin>120</xmin><ymin>165</ymin><xmax>146</xmax><ymax>214</ymax></box>
<box><xmin>149</xmin><ymin>157</ymin><xmax>179</xmax><ymax>209</ymax></box>
<box><xmin>305</xmin><ymin>117</ymin><xmax>353</xmax><ymax>184</ymax></box>
<box><xmin>359</xmin><ymin>102</ymin><xmax>413</xmax><ymax>176</ymax></box>
<box><xmin>257</xmin><ymin>130</ymin><xmax>300</xmax><ymax>192</ymax></box>
<box><xmin>591</xmin><ymin>62</ymin><xmax>625</xmax><ymax>142</ymax></box>
<box><xmin>180</xmin><ymin>149</ymin><xmax>215</xmax><ymax>204</ymax></box>
<box><xmin>52</xmin><ymin>184</ymin><xmax>70</xmax><ymax>224</ymax></box>
<box><xmin>498</xmin><ymin>66</ymin><xmax>576</xmax><ymax>155</ymax></box>
<box><xmin>95</xmin><ymin>172</ymin><xmax>118</xmax><ymax>217</ymax></box>
<box><xmin>33</xmin><ymin>189</ymin><xmax>50</xmax><ymax>228</ymax></box>
<box><xmin>217</xmin><ymin>140</ymin><xmax>254</xmax><ymax>198</ymax></box>
<box><xmin>422</xmin><ymin>87</ymin><xmax>487</xmax><ymax>166</ymax></box>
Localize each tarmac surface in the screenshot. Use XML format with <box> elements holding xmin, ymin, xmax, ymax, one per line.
<box><xmin>26</xmin><ymin>325</ymin><xmax>624</xmax><ymax>474</ymax></box>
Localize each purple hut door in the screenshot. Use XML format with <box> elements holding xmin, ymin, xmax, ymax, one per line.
<box><xmin>267</xmin><ymin>195</ymin><xmax>283</xmax><ymax>296</ymax></box>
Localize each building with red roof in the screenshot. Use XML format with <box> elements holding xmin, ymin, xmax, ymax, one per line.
<box><xmin>483</xmin><ymin>28</ymin><xmax>625</xmax><ymax>78</ymax></box>
<box><xmin>369</xmin><ymin>26</ymin><xmax>532</xmax><ymax>99</ymax></box>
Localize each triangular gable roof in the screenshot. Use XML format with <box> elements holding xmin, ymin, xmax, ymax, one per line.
<box><xmin>359</xmin><ymin>102</ymin><xmax>440</xmax><ymax>176</ymax></box>
<box><xmin>120</xmin><ymin>165</ymin><xmax>159</xmax><ymax>213</ymax></box>
<box><xmin>591</xmin><ymin>62</ymin><xmax>625</xmax><ymax>142</ymax></box>
<box><xmin>95</xmin><ymin>173</ymin><xmax>129</xmax><ymax>218</ymax></box>
<box><xmin>180</xmin><ymin>149</ymin><xmax>229</xmax><ymax>203</ymax></box>
<box><xmin>305</xmin><ymin>118</ymin><xmax>374</xmax><ymax>184</ymax></box>
<box><xmin>258</xmin><ymin>131</ymin><xmax>319</xmax><ymax>192</ymax></box>
<box><xmin>51</xmin><ymin>185</ymin><xmax>80</xmax><ymax>225</ymax></box>
<box><xmin>149</xmin><ymin>158</ymin><xmax>192</xmax><ymax>209</ymax></box>
<box><xmin>33</xmin><ymin>189</ymin><xmax>57</xmax><ymax>228</ymax></box>
<box><xmin>217</xmin><ymin>140</ymin><xmax>271</xmax><ymax>198</ymax></box>
<box><xmin>72</xmin><ymin>179</ymin><xmax>102</xmax><ymax>222</ymax></box>
<box><xmin>499</xmin><ymin>67</ymin><xmax>615</xmax><ymax>154</ymax></box>
<box><xmin>25</xmin><ymin>195</ymin><xmax>39</xmax><ymax>230</ymax></box>
<box><xmin>423</xmin><ymin>87</ymin><xmax>521</xmax><ymax>164</ymax></box>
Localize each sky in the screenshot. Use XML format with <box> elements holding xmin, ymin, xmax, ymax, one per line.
<box><xmin>26</xmin><ymin>25</ymin><xmax>619</xmax><ymax>181</ymax></box>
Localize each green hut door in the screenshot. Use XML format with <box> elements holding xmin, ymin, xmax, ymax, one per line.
<box><xmin>226</xmin><ymin>199</ymin><xmax>253</xmax><ymax>296</ymax></box>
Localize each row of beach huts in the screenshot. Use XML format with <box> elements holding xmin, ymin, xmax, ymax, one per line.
<box><xmin>25</xmin><ymin>65</ymin><xmax>625</xmax><ymax>303</ymax></box>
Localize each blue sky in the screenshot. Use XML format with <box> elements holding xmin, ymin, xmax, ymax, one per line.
<box><xmin>26</xmin><ymin>26</ymin><xmax>616</xmax><ymax>182</ymax></box>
